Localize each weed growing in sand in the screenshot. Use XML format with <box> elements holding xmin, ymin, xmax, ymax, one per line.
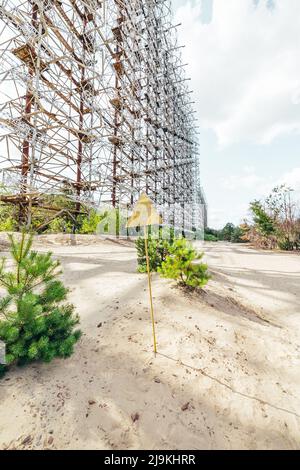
<box><xmin>0</xmin><ymin>233</ymin><xmax>81</xmax><ymax>377</ymax></box>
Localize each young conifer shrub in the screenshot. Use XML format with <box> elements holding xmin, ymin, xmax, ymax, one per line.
<box><xmin>135</xmin><ymin>228</ymin><xmax>175</xmax><ymax>273</ymax></box>
<box><xmin>158</xmin><ymin>238</ymin><xmax>210</xmax><ymax>289</ymax></box>
<box><xmin>135</xmin><ymin>236</ymin><xmax>170</xmax><ymax>273</ymax></box>
<box><xmin>0</xmin><ymin>233</ymin><xmax>81</xmax><ymax>376</ymax></box>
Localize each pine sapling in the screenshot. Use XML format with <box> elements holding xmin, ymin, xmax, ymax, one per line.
<box><xmin>135</xmin><ymin>228</ymin><xmax>175</xmax><ymax>273</ymax></box>
<box><xmin>158</xmin><ymin>238</ymin><xmax>211</xmax><ymax>289</ymax></box>
<box><xmin>0</xmin><ymin>232</ymin><xmax>81</xmax><ymax>376</ymax></box>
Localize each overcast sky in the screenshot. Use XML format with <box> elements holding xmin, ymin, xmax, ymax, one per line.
<box><xmin>171</xmin><ymin>0</ymin><xmax>300</xmax><ymax>228</ymax></box>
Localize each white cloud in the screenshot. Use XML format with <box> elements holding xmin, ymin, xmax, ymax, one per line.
<box><xmin>220</xmin><ymin>166</ymin><xmax>265</xmax><ymax>191</ymax></box>
<box><xmin>175</xmin><ymin>0</ymin><xmax>300</xmax><ymax>146</ymax></box>
<box><xmin>208</xmin><ymin>203</ymin><xmax>249</xmax><ymax>228</ymax></box>
<box><xmin>220</xmin><ymin>164</ymin><xmax>300</xmax><ymax>193</ymax></box>
<box><xmin>279</xmin><ymin>167</ymin><xmax>300</xmax><ymax>191</ymax></box>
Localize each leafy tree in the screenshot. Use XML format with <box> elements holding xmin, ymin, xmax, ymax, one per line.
<box><xmin>205</xmin><ymin>224</ymin><xmax>246</xmax><ymax>243</ymax></box>
<box><xmin>0</xmin><ymin>233</ymin><xmax>81</xmax><ymax>377</ymax></box>
<box><xmin>79</xmin><ymin>209</ymin><xmax>106</xmax><ymax>234</ymax></box>
<box><xmin>221</xmin><ymin>223</ymin><xmax>236</xmax><ymax>241</ymax></box>
<box><xmin>246</xmin><ymin>185</ymin><xmax>300</xmax><ymax>250</ymax></box>
<box><xmin>44</xmin><ymin>216</ymin><xmax>73</xmax><ymax>234</ymax></box>
<box><xmin>265</xmin><ymin>185</ymin><xmax>298</xmax><ymax>250</ymax></box>
<box><xmin>158</xmin><ymin>238</ymin><xmax>210</xmax><ymax>289</ymax></box>
<box><xmin>0</xmin><ymin>203</ymin><xmax>17</xmax><ymax>232</ymax></box>
<box><xmin>230</xmin><ymin>225</ymin><xmax>246</xmax><ymax>243</ymax></box>
<box><xmin>27</xmin><ymin>184</ymin><xmax>78</xmax><ymax>233</ymax></box>
<box><xmin>95</xmin><ymin>208</ymin><xmax>128</xmax><ymax>237</ymax></box>
<box><xmin>250</xmin><ymin>201</ymin><xmax>276</xmax><ymax>236</ymax></box>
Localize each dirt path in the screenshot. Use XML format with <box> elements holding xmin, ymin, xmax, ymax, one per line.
<box><xmin>0</xmin><ymin>237</ymin><xmax>299</xmax><ymax>450</ymax></box>
<box><xmin>203</xmin><ymin>242</ymin><xmax>300</xmax><ymax>328</ymax></box>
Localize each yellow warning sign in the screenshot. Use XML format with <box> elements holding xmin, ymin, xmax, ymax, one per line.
<box><xmin>126</xmin><ymin>193</ymin><xmax>162</xmax><ymax>228</ymax></box>
<box><xmin>127</xmin><ymin>193</ymin><xmax>162</xmax><ymax>356</ymax></box>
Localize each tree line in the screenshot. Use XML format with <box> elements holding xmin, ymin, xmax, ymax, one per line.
<box><xmin>205</xmin><ymin>185</ymin><xmax>300</xmax><ymax>251</ymax></box>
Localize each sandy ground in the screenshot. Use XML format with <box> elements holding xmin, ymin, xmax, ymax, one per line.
<box><xmin>0</xmin><ymin>235</ymin><xmax>299</xmax><ymax>450</ymax></box>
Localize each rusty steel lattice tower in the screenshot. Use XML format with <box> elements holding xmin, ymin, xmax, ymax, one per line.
<box><xmin>0</xmin><ymin>0</ymin><xmax>206</xmax><ymax>231</ymax></box>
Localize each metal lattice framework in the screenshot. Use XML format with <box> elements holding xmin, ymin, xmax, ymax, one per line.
<box><xmin>0</xmin><ymin>0</ymin><xmax>206</xmax><ymax>231</ymax></box>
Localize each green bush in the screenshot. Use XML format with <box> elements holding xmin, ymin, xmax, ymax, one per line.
<box><xmin>96</xmin><ymin>209</ymin><xmax>128</xmax><ymax>237</ymax></box>
<box><xmin>158</xmin><ymin>238</ymin><xmax>210</xmax><ymax>289</ymax></box>
<box><xmin>277</xmin><ymin>237</ymin><xmax>295</xmax><ymax>251</ymax></box>
<box><xmin>79</xmin><ymin>210</ymin><xmax>106</xmax><ymax>234</ymax></box>
<box><xmin>0</xmin><ymin>216</ymin><xmax>16</xmax><ymax>232</ymax></box>
<box><xmin>204</xmin><ymin>233</ymin><xmax>219</xmax><ymax>242</ymax></box>
<box><xmin>44</xmin><ymin>217</ymin><xmax>73</xmax><ymax>234</ymax></box>
<box><xmin>0</xmin><ymin>203</ymin><xmax>17</xmax><ymax>232</ymax></box>
<box><xmin>0</xmin><ymin>233</ymin><xmax>81</xmax><ymax>377</ymax></box>
<box><xmin>205</xmin><ymin>224</ymin><xmax>246</xmax><ymax>244</ymax></box>
<box><xmin>135</xmin><ymin>228</ymin><xmax>175</xmax><ymax>273</ymax></box>
<box><xmin>205</xmin><ymin>227</ymin><xmax>221</xmax><ymax>240</ymax></box>
<box><xmin>230</xmin><ymin>226</ymin><xmax>246</xmax><ymax>243</ymax></box>
<box><xmin>136</xmin><ymin>236</ymin><xmax>171</xmax><ymax>273</ymax></box>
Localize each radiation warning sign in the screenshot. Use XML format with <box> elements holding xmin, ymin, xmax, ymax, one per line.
<box><xmin>127</xmin><ymin>194</ymin><xmax>162</xmax><ymax>355</ymax></box>
<box><xmin>126</xmin><ymin>193</ymin><xmax>162</xmax><ymax>229</ymax></box>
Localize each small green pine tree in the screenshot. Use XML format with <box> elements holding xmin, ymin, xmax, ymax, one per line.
<box><xmin>135</xmin><ymin>228</ymin><xmax>175</xmax><ymax>273</ymax></box>
<box><xmin>158</xmin><ymin>238</ymin><xmax>211</xmax><ymax>289</ymax></box>
<box><xmin>0</xmin><ymin>233</ymin><xmax>81</xmax><ymax>376</ymax></box>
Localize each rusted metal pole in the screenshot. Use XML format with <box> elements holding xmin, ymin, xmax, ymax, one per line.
<box><xmin>18</xmin><ymin>3</ymin><xmax>38</xmax><ymax>229</ymax></box>
<box><xmin>112</xmin><ymin>45</ymin><xmax>120</xmax><ymax>208</ymax></box>
<box><xmin>75</xmin><ymin>10</ymin><xmax>87</xmax><ymax>218</ymax></box>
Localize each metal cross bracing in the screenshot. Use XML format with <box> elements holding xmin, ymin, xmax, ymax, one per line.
<box><xmin>0</xmin><ymin>0</ymin><xmax>206</xmax><ymax>232</ymax></box>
